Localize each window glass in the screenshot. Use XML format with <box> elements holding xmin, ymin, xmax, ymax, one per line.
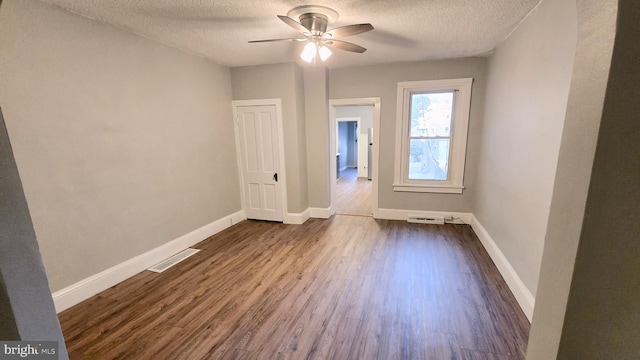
<box><xmin>408</xmin><ymin>139</ymin><xmax>450</xmax><ymax>180</ymax></box>
<box><xmin>410</xmin><ymin>92</ymin><xmax>453</xmax><ymax>138</ymax></box>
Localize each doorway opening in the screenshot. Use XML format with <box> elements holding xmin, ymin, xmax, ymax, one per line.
<box><xmin>336</xmin><ymin>117</ymin><xmax>371</xmax><ymax>215</ymax></box>
<box><xmin>329</xmin><ymin>98</ymin><xmax>380</xmax><ymax>217</ymax></box>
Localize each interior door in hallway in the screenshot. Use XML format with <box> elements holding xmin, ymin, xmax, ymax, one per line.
<box><xmin>236</xmin><ymin>105</ymin><xmax>283</xmax><ymax>222</ymax></box>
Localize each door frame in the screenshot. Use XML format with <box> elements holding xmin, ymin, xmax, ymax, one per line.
<box><xmin>329</xmin><ymin>98</ymin><xmax>381</xmax><ymax>218</ymax></box>
<box><xmin>232</xmin><ymin>99</ymin><xmax>288</xmax><ymax>221</ymax></box>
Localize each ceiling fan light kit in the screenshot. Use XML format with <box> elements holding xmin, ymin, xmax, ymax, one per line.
<box><xmin>318</xmin><ymin>45</ymin><xmax>332</xmax><ymax>61</ymax></box>
<box><xmin>249</xmin><ymin>5</ymin><xmax>373</xmax><ymax>64</ymax></box>
<box><xmin>300</xmin><ymin>42</ymin><xmax>318</xmax><ymax>62</ymax></box>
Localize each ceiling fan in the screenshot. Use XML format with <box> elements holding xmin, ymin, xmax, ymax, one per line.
<box><xmin>248</xmin><ymin>5</ymin><xmax>374</xmax><ymax>63</ymax></box>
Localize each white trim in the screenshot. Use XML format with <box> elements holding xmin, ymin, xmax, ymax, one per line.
<box><xmin>470</xmin><ymin>215</ymin><xmax>535</xmax><ymax>321</ymax></box>
<box><xmin>376</xmin><ymin>208</ymin><xmax>473</xmax><ymax>224</ymax></box>
<box><xmin>392</xmin><ymin>184</ymin><xmax>464</xmax><ymax>194</ymax></box>
<box><xmin>375</xmin><ymin>208</ymin><xmax>534</xmax><ymax>322</ymax></box>
<box><xmin>284</xmin><ymin>207</ymin><xmax>331</xmax><ymax>221</ymax></box>
<box><xmin>309</xmin><ymin>207</ymin><xmax>332</xmax><ymax>219</ymax></box>
<box><xmin>284</xmin><ymin>209</ymin><xmax>310</xmax><ymax>225</ymax></box>
<box><xmin>52</xmin><ymin>210</ymin><xmax>246</xmax><ymax>313</ymax></box>
<box><xmin>394</xmin><ymin>78</ymin><xmax>473</xmax><ymax>193</ymax></box>
<box><xmin>232</xmin><ymin>99</ymin><xmax>288</xmax><ymax>222</ymax></box>
<box><xmin>329</xmin><ymin>98</ymin><xmax>380</xmax><ymax>218</ymax></box>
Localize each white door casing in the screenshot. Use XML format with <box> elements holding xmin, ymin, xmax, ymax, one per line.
<box><xmin>233</xmin><ymin>102</ymin><xmax>284</xmax><ymax>222</ymax></box>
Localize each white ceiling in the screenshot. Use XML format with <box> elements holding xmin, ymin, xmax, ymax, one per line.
<box><xmin>38</xmin><ymin>0</ymin><xmax>541</xmax><ymax>69</ymax></box>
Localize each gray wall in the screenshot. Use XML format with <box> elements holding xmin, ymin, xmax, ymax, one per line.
<box><xmin>0</xmin><ymin>0</ymin><xmax>241</xmax><ymax>292</ymax></box>
<box><xmin>0</xmin><ymin>107</ymin><xmax>68</xmax><ymax>358</ymax></box>
<box><xmin>557</xmin><ymin>2</ymin><xmax>640</xmax><ymax>357</ymax></box>
<box><xmin>304</xmin><ymin>67</ymin><xmax>330</xmax><ymax>209</ymax></box>
<box><xmin>335</xmin><ymin>105</ymin><xmax>374</xmax><ymax>135</ymax></box>
<box><xmin>473</xmin><ymin>0</ymin><xmax>578</xmax><ymax>297</ymax></box>
<box><xmin>526</xmin><ymin>0</ymin><xmax>618</xmax><ymax>358</ymax></box>
<box><xmin>230</xmin><ymin>63</ymin><xmax>309</xmax><ymax>213</ymax></box>
<box><xmin>294</xmin><ymin>65</ymin><xmax>310</xmax><ymax>212</ymax></box>
<box><xmin>336</xmin><ymin>122</ymin><xmax>357</xmax><ymax>170</ymax></box>
<box><xmin>329</xmin><ymin>59</ymin><xmax>487</xmax><ymax>212</ymax></box>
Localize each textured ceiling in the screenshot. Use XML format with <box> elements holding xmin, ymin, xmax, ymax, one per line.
<box><xmin>38</xmin><ymin>0</ymin><xmax>542</xmax><ymax>69</ymax></box>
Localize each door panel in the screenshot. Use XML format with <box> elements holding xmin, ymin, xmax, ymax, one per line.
<box><xmin>237</xmin><ymin>105</ymin><xmax>283</xmax><ymax>221</ymax></box>
<box><xmin>264</xmin><ymin>184</ymin><xmax>277</xmax><ymax>210</ymax></box>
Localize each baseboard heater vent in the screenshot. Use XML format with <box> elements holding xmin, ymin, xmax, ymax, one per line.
<box><xmin>407</xmin><ymin>216</ymin><xmax>445</xmax><ymax>225</ymax></box>
<box><xmin>147</xmin><ymin>248</ymin><xmax>200</xmax><ymax>273</ymax></box>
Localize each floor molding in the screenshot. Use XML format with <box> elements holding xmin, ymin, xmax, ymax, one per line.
<box><xmin>52</xmin><ymin>210</ymin><xmax>246</xmax><ymax>313</ymax></box>
<box><xmin>284</xmin><ymin>209</ymin><xmax>310</xmax><ymax>224</ymax></box>
<box><xmin>309</xmin><ymin>207</ymin><xmax>332</xmax><ymax>219</ymax></box>
<box><xmin>470</xmin><ymin>215</ymin><xmax>535</xmax><ymax>321</ymax></box>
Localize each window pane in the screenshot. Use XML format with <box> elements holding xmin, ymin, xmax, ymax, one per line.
<box><xmin>408</xmin><ymin>139</ymin><xmax>450</xmax><ymax>180</ymax></box>
<box><xmin>410</xmin><ymin>92</ymin><xmax>454</xmax><ymax>137</ymax></box>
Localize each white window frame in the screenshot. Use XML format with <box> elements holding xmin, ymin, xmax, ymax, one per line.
<box><xmin>393</xmin><ymin>78</ymin><xmax>473</xmax><ymax>194</ymax></box>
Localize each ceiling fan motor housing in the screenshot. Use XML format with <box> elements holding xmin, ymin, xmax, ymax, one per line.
<box><xmin>299</xmin><ymin>13</ymin><xmax>328</xmax><ymax>35</ymax></box>
<box><xmin>287</xmin><ymin>5</ymin><xmax>339</xmax><ymax>36</ymax></box>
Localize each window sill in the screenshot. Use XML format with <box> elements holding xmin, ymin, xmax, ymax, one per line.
<box><xmin>393</xmin><ymin>183</ymin><xmax>464</xmax><ymax>194</ymax></box>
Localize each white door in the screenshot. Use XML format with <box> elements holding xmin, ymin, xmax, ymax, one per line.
<box><xmin>236</xmin><ymin>105</ymin><xmax>283</xmax><ymax>222</ymax></box>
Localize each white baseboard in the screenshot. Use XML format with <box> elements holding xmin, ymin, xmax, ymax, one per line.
<box><xmin>376</xmin><ymin>208</ymin><xmax>473</xmax><ymax>224</ymax></box>
<box><xmin>284</xmin><ymin>209</ymin><xmax>310</xmax><ymax>225</ymax></box>
<box><xmin>470</xmin><ymin>215</ymin><xmax>535</xmax><ymax>321</ymax></box>
<box><xmin>52</xmin><ymin>210</ymin><xmax>246</xmax><ymax>313</ymax></box>
<box><xmin>309</xmin><ymin>207</ymin><xmax>332</xmax><ymax>219</ymax></box>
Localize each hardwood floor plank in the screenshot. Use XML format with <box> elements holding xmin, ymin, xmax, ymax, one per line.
<box><xmin>59</xmin><ymin>216</ymin><xmax>529</xmax><ymax>359</ymax></box>
<box><xmin>336</xmin><ymin>168</ymin><xmax>372</xmax><ymax>216</ymax></box>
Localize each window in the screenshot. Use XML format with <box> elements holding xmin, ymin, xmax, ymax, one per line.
<box><xmin>394</xmin><ymin>78</ymin><xmax>473</xmax><ymax>193</ymax></box>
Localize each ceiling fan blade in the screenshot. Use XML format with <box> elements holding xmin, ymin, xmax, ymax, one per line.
<box><xmin>277</xmin><ymin>15</ymin><xmax>311</xmax><ymax>34</ymax></box>
<box><xmin>248</xmin><ymin>38</ymin><xmax>306</xmax><ymax>43</ymax></box>
<box><xmin>324</xmin><ymin>23</ymin><xmax>374</xmax><ymax>38</ymax></box>
<box><xmin>324</xmin><ymin>39</ymin><xmax>367</xmax><ymax>53</ymax></box>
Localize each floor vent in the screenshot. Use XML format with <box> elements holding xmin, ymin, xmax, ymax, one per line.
<box><xmin>147</xmin><ymin>248</ymin><xmax>200</xmax><ymax>273</ymax></box>
<box><xmin>407</xmin><ymin>216</ymin><xmax>445</xmax><ymax>225</ymax></box>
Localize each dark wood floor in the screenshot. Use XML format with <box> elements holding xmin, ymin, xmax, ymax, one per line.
<box><xmin>59</xmin><ymin>216</ymin><xmax>529</xmax><ymax>359</ymax></box>
<box><xmin>336</xmin><ymin>168</ymin><xmax>372</xmax><ymax>216</ymax></box>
